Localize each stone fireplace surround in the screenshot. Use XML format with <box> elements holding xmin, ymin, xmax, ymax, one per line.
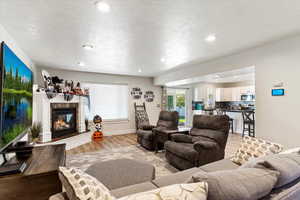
<box><xmin>33</xmin><ymin>92</ymin><xmax>88</xmax><ymax>143</ymax></box>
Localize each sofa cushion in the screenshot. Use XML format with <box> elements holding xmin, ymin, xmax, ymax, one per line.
<box><xmin>164</xmin><ymin>141</ymin><xmax>198</xmax><ymax>161</ymax></box>
<box><xmin>262</xmin><ymin>179</ymin><xmax>300</xmax><ymax>200</ymax></box>
<box><xmin>59</xmin><ymin>167</ymin><xmax>115</xmax><ymax>200</ymax></box>
<box><xmin>199</xmin><ymin>159</ymin><xmax>239</xmax><ymax>172</ymax></box>
<box><xmin>187</xmin><ymin>168</ymin><xmax>279</xmax><ymax>200</ymax></box>
<box><xmin>152</xmin><ymin>167</ymin><xmax>203</xmax><ymax>188</ymax></box>
<box><xmin>111</xmin><ymin>182</ymin><xmax>158</xmax><ymax>198</ymax></box>
<box><xmin>190</xmin><ymin>129</ymin><xmax>224</xmax><ymax>144</ymax></box>
<box><xmin>156</xmin><ymin>111</ymin><xmax>179</xmax><ymax>130</ymax></box>
<box><xmin>193</xmin><ymin>140</ymin><xmax>218</xmax><ymax>151</ymax></box>
<box><xmin>117</xmin><ymin>183</ymin><xmax>208</xmax><ymax>200</ymax></box>
<box><xmin>86</xmin><ymin>159</ymin><xmax>155</xmax><ymax>190</ymax></box>
<box><xmin>171</xmin><ymin>134</ymin><xmax>193</xmax><ymax>143</ymax></box>
<box><xmin>241</xmin><ymin>153</ymin><xmax>300</xmax><ymax>189</ymax></box>
<box><xmin>231</xmin><ymin>136</ymin><xmax>283</xmax><ymax>165</ymax></box>
<box><xmin>280</xmin><ymin>147</ymin><xmax>300</xmax><ymax>154</ymax></box>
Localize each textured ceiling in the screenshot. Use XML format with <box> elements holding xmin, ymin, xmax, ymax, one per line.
<box><xmin>1</xmin><ymin>0</ymin><xmax>300</xmax><ymax>77</ymax></box>
<box><xmin>165</xmin><ymin>66</ymin><xmax>255</xmax><ymax>87</ymax></box>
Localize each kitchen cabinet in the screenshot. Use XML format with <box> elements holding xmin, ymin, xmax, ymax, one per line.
<box><xmin>216</xmin><ymin>88</ymin><xmax>232</xmax><ymax>101</ymax></box>
<box><xmin>240</xmin><ymin>86</ymin><xmax>255</xmax><ymax>95</ymax></box>
<box><xmin>232</xmin><ymin>87</ymin><xmax>241</xmax><ymax>101</ymax></box>
<box><xmin>226</xmin><ymin>111</ymin><xmax>244</xmax><ymax>134</ymax></box>
<box><xmin>216</xmin><ymin>86</ymin><xmax>255</xmax><ymax>102</ymax></box>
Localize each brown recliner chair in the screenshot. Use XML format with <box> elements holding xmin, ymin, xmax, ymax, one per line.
<box><xmin>164</xmin><ymin>115</ymin><xmax>230</xmax><ymax>170</ymax></box>
<box><xmin>137</xmin><ymin>111</ymin><xmax>179</xmax><ymax>151</ymax></box>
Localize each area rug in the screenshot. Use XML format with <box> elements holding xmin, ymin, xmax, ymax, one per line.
<box><xmin>67</xmin><ymin>145</ymin><xmax>179</xmax><ymax>178</ymax></box>
<box><xmin>67</xmin><ymin>134</ymin><xmax>242</xmax><ymax>178</ymax></box>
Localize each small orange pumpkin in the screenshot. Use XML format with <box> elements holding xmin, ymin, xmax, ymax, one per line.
<box><xmin>92</xmin><ymin>131</ymin><xmax>103</xmax><ymax>141</ymax></box>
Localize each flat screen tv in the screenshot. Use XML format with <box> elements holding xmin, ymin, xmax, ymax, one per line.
<box><xmin>0</xmin><ymin>42</ymin><xmax>33</xmax><ymax>152</ymax></box>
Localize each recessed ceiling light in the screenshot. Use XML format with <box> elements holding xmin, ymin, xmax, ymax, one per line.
<box><xmin>214</xmin><ymin>74</ymin><xmax>220</xmax><ymax>78</ymax></box>
<box><xmin>95</xmin><ymin>1</ymin><xmax>111</xmax><ymax>13</ymax></box>
<box><xmin>205</xmin><ymin>34</ymin><xmax>216</xmax><ymax>42</ymax></box>
<box><xmin>138</xmin><ymin>68</ymin><xmax>142</xmax><ymax>73</ymax></box>
<box><xmin>160</xmin><ymin>57</ymin><xmax>166</xmax><ymax>63</ymax></box>
<box><xmin>82</xmin><ymin>44</ymin><xmax>94</xmax><ymax>50</ymax></box>
<box><xmin>78</xmin><ymin>62</ymin><xmax>85</xmax><ymax>67</ymax></box>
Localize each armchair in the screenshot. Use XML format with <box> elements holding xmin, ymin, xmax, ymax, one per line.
<box><xmin>136</xmin><ymin>110</ymin><xmax>179</xmax><ymax>151</ymax></box>
<box><xmin>164</xmin><ymin>115</ymin><xmax>230</xmax><ymax>170</ymax></box>
<box><xmin>152</xmin><ymin>111</ymin><xmax>179</xmax><ymax>152</ymax></box>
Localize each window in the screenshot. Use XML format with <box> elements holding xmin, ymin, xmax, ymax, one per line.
<box><xmin>82</xmin><ymin>83</ymin><xmax>129</xmax><ymax>121</ymax></box>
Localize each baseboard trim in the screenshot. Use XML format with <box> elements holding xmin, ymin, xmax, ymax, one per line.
<box><xmin>103</xmin><ymin>129</ymin><xmax>136</xmax><ymax>136</ymax></box>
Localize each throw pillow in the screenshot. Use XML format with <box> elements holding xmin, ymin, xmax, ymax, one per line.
<box><xmin>118</xmin><ymin>182</ymin><xmax>208</xmax><ymax>200</ymax></box>
<box><xmin>187</xmin><ymin>168</ymin><xmax>279</xmax><ymax>200</ymax></box>
<box><xmin>241</xmin><ymin>153</ymin><xmax>300</xmax><ymax>188</ymax></box>
<box><xmin>59</xmin><ymin>167</ymin><xmax>115</xmax><ymax>200</ymax></box>
<box><xmin>231</xmin><ymin>136</ymin><xmax>283</xmax><ymax>165</ymax></box>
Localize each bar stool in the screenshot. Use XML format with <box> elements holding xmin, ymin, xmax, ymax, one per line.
<box><xmin>216</xmin><ymin>109</ymin><xmax>234</xmax><ymax>134</ymax></box>
<box><xmin>242</xmin><ymin>110</ymin><xmax>255</xmax><ymax>137</ymax></box>
<box><xmin>204</xmin><ymin>108</ymin><xmax>215</xmax><ymax>116</ymax></box>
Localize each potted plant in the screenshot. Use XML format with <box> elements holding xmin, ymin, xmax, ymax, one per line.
<box><xmin>29</xmin><ymin>122</ymin><xmax>42</xmax><ymax>144</ymax></box>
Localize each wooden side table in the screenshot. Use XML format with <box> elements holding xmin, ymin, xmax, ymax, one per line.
<box><xmin>0</xmin><ymin>144</ymin><xmax>66</xmax><ymax>200</ymax></box>
<box><xmin>154</xmin><ymin>127</ymin><xmax>190</xmax><ymax>153</ymax></box>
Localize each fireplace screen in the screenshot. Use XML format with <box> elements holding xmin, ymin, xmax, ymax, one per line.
<box><xmin>52</xmin><ymin>108</ymin><xmax>77</xmax><ymax>139</ymax></box>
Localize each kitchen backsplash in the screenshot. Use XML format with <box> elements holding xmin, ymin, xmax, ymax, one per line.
<box><xmin>215</xmin><ymin>101</ymin><xmax>255</xmax><ymax>110</ymax></box>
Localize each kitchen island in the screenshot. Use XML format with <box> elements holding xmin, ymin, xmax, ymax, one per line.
<box><xmin>221</xmin><ymin>109</ymin><xmax>255</xmax><ymax>134</ymax></box>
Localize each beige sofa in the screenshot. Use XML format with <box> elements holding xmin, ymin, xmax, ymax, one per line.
<box><xmin>50</xmin><ymin>157</ymin><xmax>300</xmax><ymax>200</ymax></box>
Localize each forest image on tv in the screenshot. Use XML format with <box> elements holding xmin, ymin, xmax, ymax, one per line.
<box><xmin>0</xmin><ymin>43</ymin><xmax>33</xmax><ymax>149</ymax></box>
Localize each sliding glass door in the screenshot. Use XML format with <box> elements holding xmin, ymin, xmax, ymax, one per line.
<box><xmin>166</xmin><ymin>88</ymin><xmax>187</xmax><ymax>126</ymax></box>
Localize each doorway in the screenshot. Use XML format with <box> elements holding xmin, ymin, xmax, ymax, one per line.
<box><xmin>166</xmin><ymin>88</ymin><xmax>187</xmax><ymax>126</ymax></box>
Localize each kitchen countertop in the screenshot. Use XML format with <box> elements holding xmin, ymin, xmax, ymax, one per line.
<box><xmin>221</xmin><ymin>109</ymin><xmax>255</xmax><ymax>113</ymax></box>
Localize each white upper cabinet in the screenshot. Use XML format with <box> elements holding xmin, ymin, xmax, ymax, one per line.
<box><xmin>216</xmin><ymin>88</ymin><xmax>232</xmax><ymax>101</ymax></box>
<box><xmin>216</xmin><ymin>86</ymin><xmax>255</xmax><ymax>102</ymax></box>
<box><xmin>240</xmin><ymin>86</ymin><xmax>255</xmax><ymax>94</ymax></box>
<box><xmin>232</xmin><ymin>87</ymin><xmax>241</xmax><ymax>101</ymax></box>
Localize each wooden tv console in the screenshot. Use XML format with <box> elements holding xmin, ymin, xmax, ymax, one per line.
<box><xmin>0</xmin><ymin>144</ymin><xmax>66</xmax><ymax>200</ymax></box>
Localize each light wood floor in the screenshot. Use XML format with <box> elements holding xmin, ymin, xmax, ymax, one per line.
<box><xmin>67</xmin><ymin>133</ymin><xmax>242</xmax><ymax>158</ymax></box>
<box><xmin>67</xmin><ymin>134</ymin><xmax>137</xmax><ymax>155</ymax></box>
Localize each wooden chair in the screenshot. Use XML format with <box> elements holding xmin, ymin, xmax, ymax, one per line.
<box><xmin>134</xmin><ymin>102</ymin><xmax>147</xmax><ymax>130</ymax></box>
<box><xmin>242</xmin><ymin>110</ymin><xmax>255</xmax><ymax>137</ymax></box>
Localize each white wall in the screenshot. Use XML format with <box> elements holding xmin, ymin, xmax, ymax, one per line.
<box><xmin>157</xmin><ymin>34</ymin><xmax>300</xmax><ymax>149</ymax></box>
<box><xmin>255</xmin><ymin>36</ymin><xmax>300</xmax><ymax>149</ymax></box>
<box><xmin>220</xmin><ymin>80</ymin><xmax>255</xmax><ymax>88</ymax></box>
<box><xmin>36</xmin><ymin>67</ymin><xmax>162</xmax><ymax>136</ymax></box>
<box><xmin>0</xmin><ymin>24</ymin><xmax>36</xmax><ymax>82</ymax></box>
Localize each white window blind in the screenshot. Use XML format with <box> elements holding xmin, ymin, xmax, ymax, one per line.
<box><xmin>82</xmin><ymin>83</ymin><xmax>129</xmax><ymax>120</ymax></box>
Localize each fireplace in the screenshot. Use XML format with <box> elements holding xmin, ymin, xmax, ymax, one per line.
<box><xmin>51</xmin><ymin>107</ymin><xmax>77</xmax><ymax>139</ymax></box>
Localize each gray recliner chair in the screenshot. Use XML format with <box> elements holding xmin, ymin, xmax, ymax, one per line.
<box><xmin>164</xmin><ymin>115</ymin><xmax>230</xmax><ymax>170</ymax></box>
<box><xmin>136</xmin><ymin>111</ymin><xmax>179</xmax><ymax>151</ymax></box>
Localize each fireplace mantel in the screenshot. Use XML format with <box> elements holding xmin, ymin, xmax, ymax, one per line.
<box><xmin>33</xmin><ymin>92</ymin><xmax>88</xmax><ymax>142</ymax></box>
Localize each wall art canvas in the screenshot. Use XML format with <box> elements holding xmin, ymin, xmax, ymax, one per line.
<box><xmin>0</xmin><ymin>43</ymin><xmax>33</xmax><ymax>149</ymax></box>
<box><xmin>144</xmin><ymin>91</ymin><xmax>155</xmax><ymax>102</ymax></box>
<box><xmin>131</xmin><ymin>87</ymin><xmax>143</xmax><ymax>99</ymax></box>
